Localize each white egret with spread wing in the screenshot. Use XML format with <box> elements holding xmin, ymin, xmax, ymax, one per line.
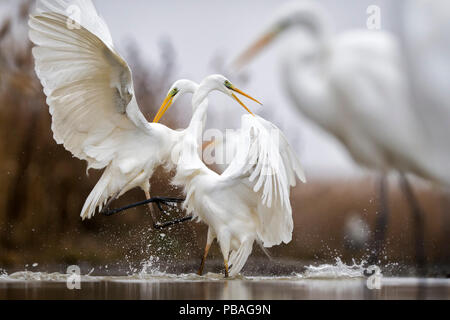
<box><xmin>155</xmin><ymin>75</ymin><xmax>306</xmax><ymax>277</ymax></box>
<box><xmin>28</xmin><ymin>0</ymin><xmax>185</xmax><ymax>222</ymax></box>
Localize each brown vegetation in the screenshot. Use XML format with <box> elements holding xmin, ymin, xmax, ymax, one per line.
<box><xmin>0</xmin><ymin>2</ymin><xmax>196</xmax><ymax>270</ymax></box>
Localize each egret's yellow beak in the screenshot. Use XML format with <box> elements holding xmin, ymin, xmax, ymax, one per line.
<box><xmin>154</xmin><ymin>84</ymin><xmax>262</xmax><ymax>123</ymax></box>
<box><xmin>153</xmin><ymin>94</ymin><xmax>175</xmax><ymax>123</ymax></box>
<box><xmin>227</xmin><ymin>84</ymin><xmax>262</xmax><ymax>117</ymax></box>
<box><xmin>229</xmin><ymin>86</ymin><xmax>262</xmax><ymax>116</ymax></box>
<box><xmin>232</xmin><ymin>31</ymin><xmax>278</xmax><ymax>70</ymax></box>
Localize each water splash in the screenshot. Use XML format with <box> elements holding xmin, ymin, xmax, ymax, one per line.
<box><xmin>137</xmin><ymin>256</ymin><xmax>164</xmax><ymax>278</ymax></box>
<box><xmin>5</xmin><ymin>271</ymin><xmax>72</xmax><ymax>282</ymax></box>
<box><xmin>0</xmin><ymin>257</ymin><xmax>392</xmax><ymax>282</ymax></box>
<box><xmin>0</xmin><ymin>270</ymin><xmax>98</xmax><ymax>282</ymax></box>
<box><xmin>300</xmin><ymin>258</ymin><xmax>369</xmax><ymax>279</ymax></box>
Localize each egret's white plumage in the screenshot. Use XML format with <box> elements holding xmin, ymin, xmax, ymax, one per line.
<box><xmin>234</xmin><ymin>0</ymin><xmax>449</xmax><ymax>186</ymax></box>
<box><xmin>223</xmin><ymin>114</ymin><xmax>305</xmax><ymax>246</ymax></box>
<box><xmin>157</xmin><ymin>75</ymin><xmax>306</xmax><ymax>276</ymax></box>
<box><xmin>29</xmin><ymin>0</ymin><xmax>183</xmax><ymax>219</ymax></box>
<box><xmin>399</xmin><ymin>0</ymin><xmax>450</xmax><ymax>184</ymax></box>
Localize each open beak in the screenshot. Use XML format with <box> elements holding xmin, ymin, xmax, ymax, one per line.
<box><xmin>153</xmin><ymin>94</ymin><xmax>174</xmax><ymax>123</ymax></box>
<box><xmin>232</xmin><ymin>30</ymin><xmax>278</xmax><ymax>70</ymax></box>
<box><xmin>154</xmin><ymin>86</ymin><xmax>262</xmax><ymax>122</ymax></box>
<box><xmin>229</xmin><ymin>85</ymin><xmax>263</xmax><ymax>116</ymax></box>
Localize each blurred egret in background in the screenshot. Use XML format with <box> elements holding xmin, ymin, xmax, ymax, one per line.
<box><xmin>29</xmin><ymin>0</ymin><xmax>187</xmax><ymax>223</ymax></box>
<box><xmin>155</xmin><ymin>75</ymin><xmax>306</xmax><ymax>277</ymax></box>
<box><xmin>397</xmin><ymin>0</ymin><xmax>450</xmax><ymax>270</ymax></box>
<box><xmin>233</xmin><ymin>0</ymin><xmax>450</xmax><ymax>272</ymax></box>
<box><xmin>397</xmin><ymin>0</ymin><xmax>450</xmax><ymax>184</ymax></box>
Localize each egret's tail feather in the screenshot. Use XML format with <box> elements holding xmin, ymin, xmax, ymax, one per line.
<box><xmin>228</xmin><ymin>240</ymin><xmax>253</xmax><ymax>277</ymax></box>
<box><xmin>80</xmin><ymin>168</ymin><xmax>113</xmax><ymax>220</ymax></box>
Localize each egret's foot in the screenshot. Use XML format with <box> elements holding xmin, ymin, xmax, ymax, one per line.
<box><xmin>152</xmin><ymin>197</ymin><xmax>184</xmax><ymax>206</ymax></box>
<box><xmin>153</xmin><ymin>216</ymin><xmax>193</xmax><ymax>230</ymax></box>
<box><xmin>152</xmin><ymin>197</ymin><xmax>185</xmax><ymax>216</ymax></box>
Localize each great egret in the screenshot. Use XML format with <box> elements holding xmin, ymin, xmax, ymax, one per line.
<box><xmin>28</xmin><ymin>0</ymin><xmax>184</xmax><ymax>222</ymax></box>
<box><xmin>233</xmin><ymin>1</ymin><xmax>444</xmax><ymax>270</ymax></box>
<box><xmin>155</xmin><ymin>75</ymin><xmax>306</xmax><ymax>277</ymax></box>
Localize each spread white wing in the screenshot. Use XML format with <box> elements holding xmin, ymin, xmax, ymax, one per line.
<box><xmin>222</xmin><ymin>115</ymin><xmax>306</xmax><ymax>246</ymax></box>
<box><xmin>29</xmin><ymin>0</ymin><xmax>153</xmax><ymax>171</ymax></box>
<box><xmin>29</xmin><ymin>0</ymin><xmax>173</xmax><ymax>219</ymax></box>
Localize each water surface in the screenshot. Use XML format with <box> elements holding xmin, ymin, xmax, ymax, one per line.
<box><xmin>1</xmin><ymin>268</ymin><xmax>448</xmax><ymax>300</ymax></box>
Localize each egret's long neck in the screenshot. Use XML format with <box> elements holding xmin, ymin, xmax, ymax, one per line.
<box><xmin>192</xmin><ymin>80</ymin><xmax>216</xmax><ymax>112</ymax></box>
<box><xmin>187</xmin><ymin>97</ymin><xmax>209</xmax><ymax>142</ymax></box>
<box><xmin>176</xmin><ymin>81</ymin><xmax>219</xmax><ymax>175</ymax></box>
<box><xmin>287</xmin><ymin>4</ymin><xmax>332</xmax><ymax>48</ymax></box>
<box><xmin>280</xmin><ymin>8</ymin><xmax>337</xmax><ymax>133</ymax></box>
<box><xmin>188</xmin><ymin>80</ymin><xmax>218</xmax><ymax>136</ymax></box>
<box><xmin>172</xmin><ymin>90</ymin><xmax>211</xmax><ymax>188</ymax></box>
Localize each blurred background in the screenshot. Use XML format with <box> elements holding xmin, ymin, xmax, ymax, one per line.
<box><xmin>0</xmin><ymin>0</ymin><xmax>449</xmax><ymax>277</ymax></box>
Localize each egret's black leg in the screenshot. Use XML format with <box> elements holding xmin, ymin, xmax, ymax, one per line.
<box><xmin>154</xmin><ymin>216</ymin><xmax>193</xmax><ymax>230</ymax></box>
<box><xmin>399</xmin><ymin>173</ymin><xmax>427</xmax><ymax>276</ymax></box>
<box><xmin>439</xmin><ymin>192</ymin><xmax>450</xmax><ymax>273</ymax></box>
<box><xmin>99</xmin><ymin>191</ymin><xmax>121</xmax><ymax>216</ymax></box>
<box><xmin>151</xmin><ymin>197</ymin><xmax>192</xmax><ymax>229</ymax></box>
<box><xmin>102</xmin><ymin>197</ymin><xmax>184</xmax><ymax>217</ymax></box>
<box><xmin>101</xmin><ymin>197</ymin><xmax>192</xmax><ymax>230</ymax></box>
<box><xmin>368</xmin><ymin>174</ymin><xmax>389</xmax><ymax>266</ymax></box>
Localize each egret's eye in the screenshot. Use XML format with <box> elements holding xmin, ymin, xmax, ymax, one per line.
<box><xmin>224</xmin><ymin>80</ymin><xmax>233</xmax><ymax>89</ymax></box>
<box><xmin>170</xmin><ymin>88</ymin><xmax>179</xmax><ymax>97</ymax></box>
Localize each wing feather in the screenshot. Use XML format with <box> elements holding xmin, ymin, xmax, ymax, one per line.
<box><xmin>36</xmin><ymin>0</ymin><xmax>114</xmax><ymax>47</ymax></box>
<box><xmin>28</xmin><ymin>0</ymin><xmax>167</xmax><ymax>219</ymax></box>
<box><xmin>223</xmin><ymin>115</ymin><xmax>306</xmax><ymax>246</ymax></box>
<box><xmin>29</xmin><ymin>1</ymin><xmax>150</xmax><ymax>170</ymax></box>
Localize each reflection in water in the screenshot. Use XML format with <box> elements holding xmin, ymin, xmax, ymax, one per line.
<box><xmin>0</xmin><ymin>272</ymin><xmax>449</xmax><ymax>300</ymax></box>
